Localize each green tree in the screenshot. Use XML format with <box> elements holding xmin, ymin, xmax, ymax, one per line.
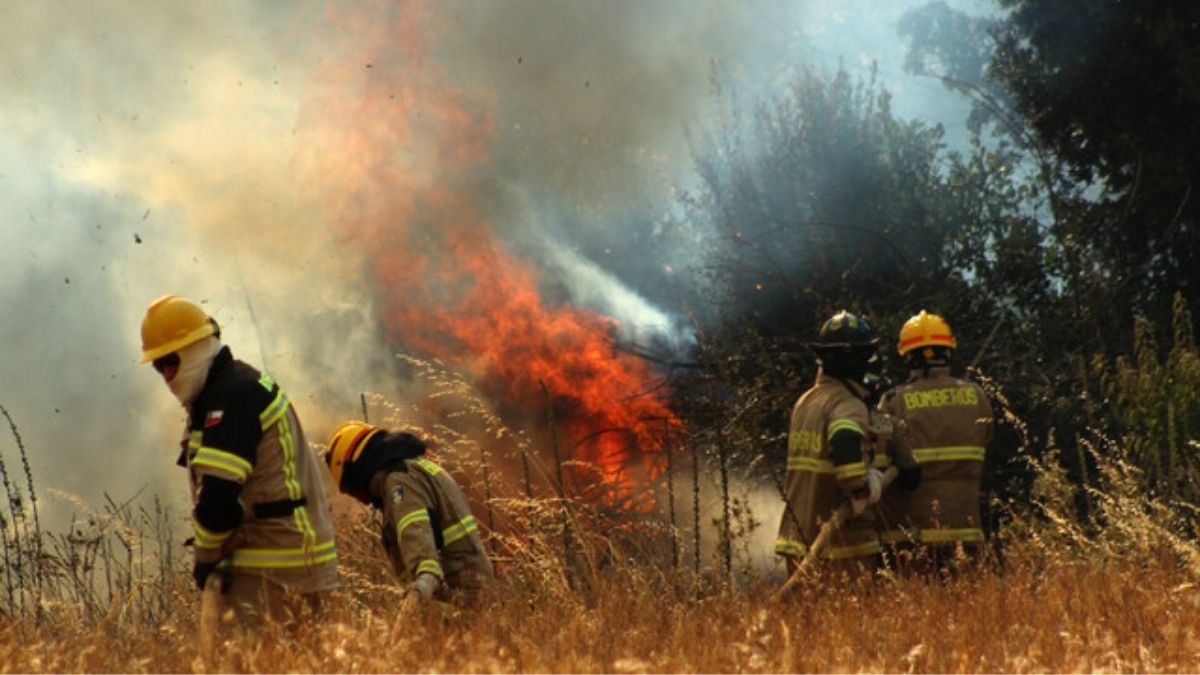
<box><xmin>676</xmin><ymin>68</ymin><xmax>1052</xmax><ymax>510</ymax></box>
<box><xmin>991</xmin><ymin>0</ymin><xmax>1200</xmax><ymax>334</ymax></box>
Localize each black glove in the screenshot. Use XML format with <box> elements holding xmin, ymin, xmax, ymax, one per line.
<box><xmin>897</xmin><ymin>464</ymin><xmax>922</xmax><ymax>491</ymax></box>
<box><xmin>192</xmin><ymin>561</ymin><xmax>218</xmax><ymax>590</ymax></box>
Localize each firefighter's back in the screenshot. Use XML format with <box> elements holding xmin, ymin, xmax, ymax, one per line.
<box><xmin>887</xmin><ymin>368</ymin><xmax>993</xmax><ymax>545</ymax></box>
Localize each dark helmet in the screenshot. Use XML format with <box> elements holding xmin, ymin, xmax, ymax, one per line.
<box><xmin>811</xmin><ymin>310</ymin><xmax>879</xmax><ymax>382</ymax></box>
<box><xmin>813</xmin><ymin>310</ymin><xmax>878</xmax><ymax>349</ymax></box>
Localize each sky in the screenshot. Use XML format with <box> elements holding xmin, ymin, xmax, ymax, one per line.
<box><xmin>0</xmin><ymin>0</ymin><xmax>993</xmax><ymax>532</ymax></box>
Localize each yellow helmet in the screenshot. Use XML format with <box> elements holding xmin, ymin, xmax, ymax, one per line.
<box><xmin>139</xmin><ymin>295</ymin><xmax>218</xmax><ymax>363</ymax></box>
<box><xmin>897</xmin><ymin>310</ymin><xmax>956</xmax><ymax>356</ymax></box>
<box><xmin>326</xmin><ymin>421</ymin><xmax>384</xmax><ymax>489</ymax></box>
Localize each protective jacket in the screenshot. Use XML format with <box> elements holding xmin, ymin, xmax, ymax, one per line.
<box><xmin>775</xmin><ymin>374</ymin><xmax>879</xmax><ymax>561</ymax></box>
<box><xmin>878</xmin><ymin>366</ymin><xmax>994</xmax><ymax>545</ymax></box>
<box><xmin>180</xmin><ymin>347</ymin><xmax>339</xmax><ymax>592</ymax></box>
<box><xmin>379</xmin><ymin>458</ymin><xmax>494</xmax><ymax>603</ymax></box>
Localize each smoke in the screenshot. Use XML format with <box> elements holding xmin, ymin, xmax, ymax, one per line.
<box><xmin>0</xmin><ymin>0</ymin><xmax>995</xmax><ymax>531</ymax></box>
<box><xmin>0</xmin><ymin>1</ymin><xmax>394</xmax><ymax>526</ymax></box>
<box><xmin>439</xmin><ymin>1</ymin><xmax>767</xmax><ymax>213</ymax></box>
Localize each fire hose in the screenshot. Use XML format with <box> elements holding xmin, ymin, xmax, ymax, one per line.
<box><xmin>776</xmin><ymin>464</ymin><xmax>899</xmax><ymax>599</ymax></box>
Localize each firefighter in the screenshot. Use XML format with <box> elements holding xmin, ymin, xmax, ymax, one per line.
<box><xmin>878</xmin><ymin>310</ymin><xmax>995</xmax><ymax>574</ymax></box>
<box><xmin>140</xmin><ymin>295</ymin><xmax>339</xmax><ymax>627</ymax></box>
<box><xmin>775</xmin><ymin>310</ymin><xmax>892</xmax><ymax>577</ymax></box>
<box><xmin>326</xmin><ymin>421</ymin><xmax>495</xmax><ymax>607</ymax></box>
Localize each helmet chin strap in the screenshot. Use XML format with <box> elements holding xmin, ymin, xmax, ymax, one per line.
<box><xmin>170</xmin><ymin>336</ymin><xmax>222</xmax><ymax>407</ymax></box>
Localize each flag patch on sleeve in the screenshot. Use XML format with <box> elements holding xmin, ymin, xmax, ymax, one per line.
<box><xmin>204</xmin><ymin>410</ymin><xmax>224</xmax><ymax>428</ymax></box>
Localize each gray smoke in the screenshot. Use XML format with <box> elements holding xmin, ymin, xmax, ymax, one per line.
<box><xmin>0</xmin><ymin>0</ymin><xmax>994</xmax><ymax>531</ymax></box>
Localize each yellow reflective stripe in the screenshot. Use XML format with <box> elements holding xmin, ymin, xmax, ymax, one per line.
<box><xmin>774</xmin><ymin>538</ymin><xmax>807</xmax><ymax>558</ymax></box>
<box><xmin>292</xmin><ymin>506</ymin><xmax>319</xmax><ymax>556</ymax></box>
<box><xmin>786</xmin><ymin>456</ymin><xmax>871</xmax><ymax>477</ymax></box>
<box><xmin>258</xmin><ymin>384</ymin><xmax>314</xmax><ymax>548</ymax></box>
<box><xmin>787</xmin><ymin>456</ymin><xmax>834</xmax><ymax>473</ymax></box>
<box><xmin>833</xmin><ymin>460</ymin><xmax>867</xmax><ymax>480</ymax></box>
<box><xmin>397</xmin><ymin>509</ymin><xmax>431</xmax><ymax>540</ymax></box>
<box><xmin>192</xmin><ymin>520</ymin><xmax>231</xmax><ymax>550</ymax></box>
<box><xmin>912</xmin><ymin>446</ymin><xmax>985</xmax><ymax>463</ymax></box>
<box><xmin>824</xmin><ymin>539</ymin><xmax>881</xmax><ymax>559</ymax></box>
<box><xmin>192</xmin><ymin>447</ymin><xmax>252</xmax><ymax>482</ymax></box>
<box><xmin>416</xmin><ymin>559</ymin><xmax>444</xmax><ymax>579</ymax></box>
<box><xmin>275</xmin><ymin>403</ymin><xmax>303</xmax><ymax>501</ymax></box>
<box><xmin>229</xmin><ymin>539</ymin><xmax>337</xmax><ymax>569</ymax></box>
<box><xmin>259</xmin><ymin>390</ymin><xmax>289</xmax><ymax>432</ymax></box>
<box><xmin>188</xmin><ymin>430</ymin><xmax>202</xmax><ymax>452</ymax></box>
<box><xmin>442</xmin><ymin>515</ymin><xmax>478</xmax><ymax>546</ymax></box>
<box><xmin>827</xmin><ymin>418</ymin><xmax>863</xmax><ymax>439</ymax></box>
<box><xmin>921</xmin><ymin>528</ymin><xmax>983</xmax><ymax>543</ymax></box>
<box><xmin>775</xmin><ymin>538</ymin><xmax>879</xmax><ymax>559</ymax></box>
<box><xmin>415</xmin><ymin>458</ymin><xmax>443</xmax><ymax>476</ymax></box>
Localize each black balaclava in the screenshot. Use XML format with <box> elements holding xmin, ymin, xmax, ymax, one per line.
<box><xmin>905</xmin><ymin>345</ymin><xmax>953</xmax><ymax>378</ymax></box>
<box><xmin>817</xmin><ymin>344</ymin><xmax>877</xmax><ymax>384</ymax></box>
<box><xmin>342</xmin><ymin>431</ymin><xmax>428</xmax><ymax>506</ymax></box>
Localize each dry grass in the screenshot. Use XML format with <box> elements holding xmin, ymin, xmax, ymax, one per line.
<box><xmin>1</xmin><ymin>357</ymin><xmax>1198</xmax><ymax>673</ymax></box>
<box><xmin>0</xmin><ymin>542</ymin><xmax>1195</xmax><ymax>673</ymax></box>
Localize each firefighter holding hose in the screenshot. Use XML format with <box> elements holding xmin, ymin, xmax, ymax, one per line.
<box><xmin>775</xmin><ymin>311</ymin><xmax>907</xmax><ymax>579</ymax></box>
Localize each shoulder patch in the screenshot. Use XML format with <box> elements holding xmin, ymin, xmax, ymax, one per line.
<box><xmin>204</xmin><ymin>410</ymin><xmax>224</xmax><ymax>428</ymax></box>
<box><xmin>390</xmin><ymin>484</ymin><xmax>405</xmax><ymax>507</ymax></box>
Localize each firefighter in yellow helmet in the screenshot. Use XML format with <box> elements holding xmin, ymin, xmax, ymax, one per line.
<box><xmin>877</xmin><ymin>310</ymin><xmax>995</xmax><ymax>574</ymax></box>
<box><xmin>775</xmin><ymin>310</ymin><xmax>902</xmax><ymax>577</ymax></box>
<box><xmin>140</xmin><ymin>295</ymin><xmax>339</xmax><ymax>627</ymax></box>
<box><xmin>326</xmin><ymin>421</ymin><xmax>495</xmax><ymax>606</ymax></box>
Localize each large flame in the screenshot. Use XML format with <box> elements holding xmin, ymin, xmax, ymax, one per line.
<box><xmin>299</xmin><ymin>0</ymin><xmax>680</xmax><ymax>498</ymax></box>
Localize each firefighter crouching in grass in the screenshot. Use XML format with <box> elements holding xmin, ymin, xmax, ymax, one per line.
<box><xmin>326</xmin><ymin>422</ymin><xmax>495</xmax><ymax>608</ymax></box>
<box><xmin>140</xmin><ymin>295</ymin><xmax>339</xmax><ymax>627</ymax></box>
<box><xmin>775</xmin><ymin>311</ymin><xmax>893</xmax><ymax>579</ymax></box>
<box><xmin>877</xmin><ymin>310</ymin><xmax>995</xmax><ymax>575</ymax></box>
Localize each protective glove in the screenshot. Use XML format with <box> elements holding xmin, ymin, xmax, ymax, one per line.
<box><xmin>192</xmin><ymin>560</ymin><xmax>218</xmax><ymax>590</ymax></box>
<box><xmin>850</xmin><ymin>468</ymin><xmax>884</xmax><ymax>515</ymax></box>
<box><xmin>409</xmin><ymin>571</ymin><xmax>441</xmax><ymax>602</ymax></box>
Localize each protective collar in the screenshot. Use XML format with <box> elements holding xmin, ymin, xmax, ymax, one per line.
<box><xmin>170</xmin><ymin>336</ymin><xmax>222</xmax><ymax>407</ymax></box>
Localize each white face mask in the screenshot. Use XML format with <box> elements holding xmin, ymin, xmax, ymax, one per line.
<box><xmin>168</xmin><ymin>336</ymin><xmax>222</xmax><ymax>407</ymax></box>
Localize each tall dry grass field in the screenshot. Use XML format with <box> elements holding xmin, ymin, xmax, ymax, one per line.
<box><xmin>0</xmin><ymin>359</ymin><xmax>1197</xmax><ymax>673</ymax></box>
<box><xmin>0</xmin><ymin>529</ymin><xmax>1195</xmax><ymax>673</ymax></box>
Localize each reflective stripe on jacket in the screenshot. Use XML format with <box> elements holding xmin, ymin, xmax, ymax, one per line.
<box><xmin>183</xmin><ymin>347</ymin><xmax>339</xmax><ymax>593</ymax></box>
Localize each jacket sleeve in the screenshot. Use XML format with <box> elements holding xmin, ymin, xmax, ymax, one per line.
<box><xmin>192</xmin><ymin>476</ymin><xmax>244</xmax><ymax>564</ymax></box>
<box><xmin>386</xmin><ymin>478</ymin><xmax>444</xmax><ymax>583</ymax></box>
<box><xmin>827</xmin><ymin>398</ymin><xmax>870</xmax><ymax>493</ymax></box>
<box><xmin>189</xmin><ymin>387</ymin><xmax>262</xmax><ymax>563</ymax></box>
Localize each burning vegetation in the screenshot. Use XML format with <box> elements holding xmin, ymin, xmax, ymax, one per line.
<box><xmin>299</xmin><ymin>0</ymin><xmax>682</xmax><ymax>503</ymax></box>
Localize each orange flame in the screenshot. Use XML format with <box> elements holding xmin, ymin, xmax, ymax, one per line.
<box><xmin>300</xmin><ymin>0</ymin><xmax>680</xmax><ymax>498</ymax></box>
